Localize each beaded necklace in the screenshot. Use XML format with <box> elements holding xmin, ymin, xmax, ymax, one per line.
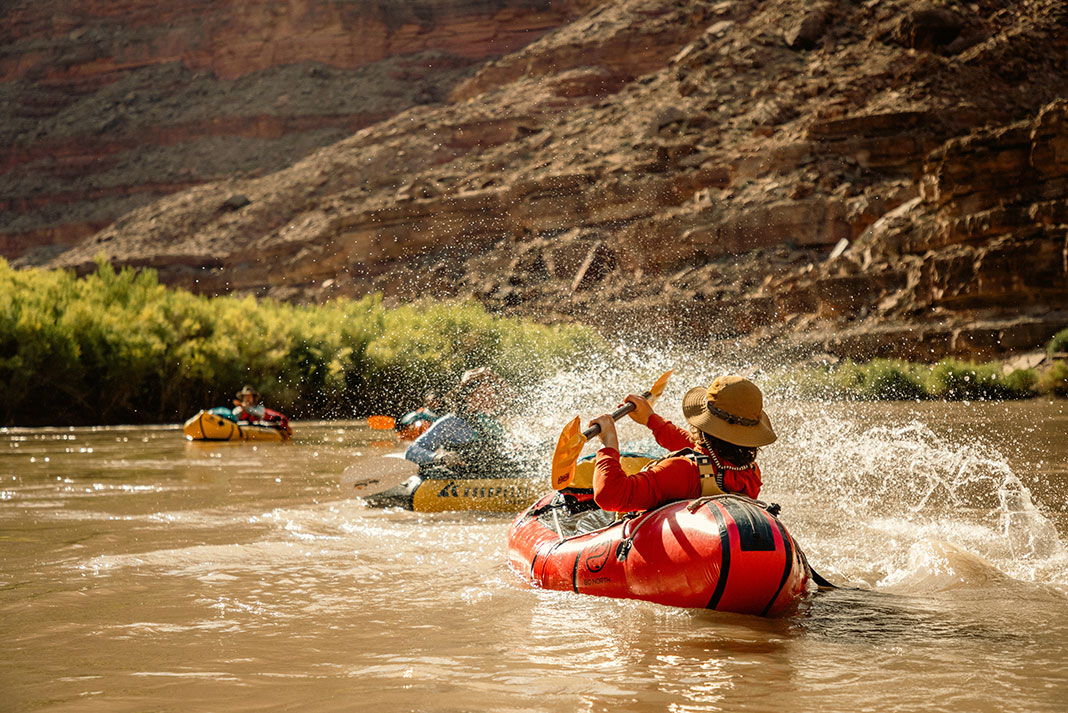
<box><xmin>705</xmin><ymin>447</ymin><xmax>755</xmax><ymax>472</ymax></box>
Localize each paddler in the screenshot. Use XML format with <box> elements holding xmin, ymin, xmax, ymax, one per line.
<box><xmin>232</xmin><ymin>385</ymin><xmax>267</xmax><ymax>422</ymax></box>
<box><xmin>232</xmin><ymin>385</ymin><xmax>292</xmax><ymax>435</ymax></box>
<box><xmin>587</xmin><ymin>374</ymin><xmax>775</xmax><ymax>512</ymax></box>
<box><xmin>395</xmin><ymin>391</ymin><xmax>443</xmax><ymax>440</ymax></box>
<box><xmin>404</xmin><ymin>367</ymin><xmax>512</xmax><ymax>473</ymax></box>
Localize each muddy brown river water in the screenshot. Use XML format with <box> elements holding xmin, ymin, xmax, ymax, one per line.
<box><xmin>2</xmin><ymin>393</ymin><xmax>1066</xmax><ymax>712</ymax></box>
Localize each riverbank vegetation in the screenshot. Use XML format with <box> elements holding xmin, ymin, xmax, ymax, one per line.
<box><xmin>767</xmin><ymin>350</ymin><xmax>1068</xmax><ymax>402</ymax></box>
<box><xmin>0</xmin><ymin>260</ymin><xmax>600</xmax><ymax>426</ymax></box>
<box><xmin>3</xmin><ymin>260</ymin><xmax>1065</xmax><ymax>426</ymax></box>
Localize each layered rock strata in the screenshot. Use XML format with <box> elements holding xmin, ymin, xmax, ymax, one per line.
<box><xmin>24</xmin><ymin>0</ymin><xmax>1068</xmax><ymax>360</ymax></box>
<box><xmin>1</xmin><ymin>0</ymin><xmax>595</xmax><ymax>261</ymax></box>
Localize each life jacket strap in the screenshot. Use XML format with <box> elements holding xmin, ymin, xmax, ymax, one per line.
<box><xmin>691</xmin><ymin>452</ymin><xmax>727</xmax><ymax>497</ymax></box>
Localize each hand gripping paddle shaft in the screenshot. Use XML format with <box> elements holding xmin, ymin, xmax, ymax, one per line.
<box><xmin>551</xmin><ymin>370</ymin><xmax>673</xmax><ymax>490</ymax></box>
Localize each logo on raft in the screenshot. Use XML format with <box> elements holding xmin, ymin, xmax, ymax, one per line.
<box><xmin>434</xmin><ymin>481</ymin><xmax>537</xmax><ymax>500</ymax></box>
<box><xmin>348</xmin><ymin>477</ymin><xmax>382</xmax><ymax>491</ymax></box>
<box><xmin>583</xmin><ymin>541</ymin><xmax>612</xmax><ymax>573</ymax></box>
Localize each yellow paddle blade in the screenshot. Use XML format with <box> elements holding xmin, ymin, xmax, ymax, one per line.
<box><xmin>648</xmin><ymin>369</ymin><xmax>673</xmax><ymax>404</ymax></box>
<box><xmin>551</xmin><ymin>416</ymin><xmax>585</xmax><ymax>490</ymax></box>
<box><xmin>367</xmin><ymin>415</ymin><xmax>396</xmax><ymax>430</ymax></box>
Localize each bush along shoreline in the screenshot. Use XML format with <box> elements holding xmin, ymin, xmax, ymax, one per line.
<box><xmin>3</xmin><ymin>260</ymin><xmax>1065</xmax><ymax>426</ymax></box>
<box><xmin>767</xmin><ymin>342</ymin><xmax>1068</xmax><ymax>402</ymax></box>
<box><xmin>0</xmin><ymin>259</ymin><xmax>601</xmax><ymax>426</ymax></box>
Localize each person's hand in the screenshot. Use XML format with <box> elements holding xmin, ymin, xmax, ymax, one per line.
<box><xmin>624</xmin><ymin>394</ymin><xmax>654</xmax><ymax>425</ymax></box>
<box><xmin>587</xmin><ymin>414</ymin><xmax>620</xmax><ymax>452</ymax></box>
<box><xmin>433</xmin><ymin>449</ymin><xmax>465</xmax><ymax>468</ymax></box>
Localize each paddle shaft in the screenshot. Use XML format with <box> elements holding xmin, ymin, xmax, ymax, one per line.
<box><xmin>580</xmin><ymin>390</ymin><xmax>650</xmax><ymax>440</ymax></box>
<box><xmin>551</xmin><ymin>370</ymin><xmax>671</xmax><ymax>491</ymax></box>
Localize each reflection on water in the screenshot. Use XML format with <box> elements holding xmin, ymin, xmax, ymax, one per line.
<box><xmin>1</xmin><ymin>396</ymin><xmax>1067</xmax><ymax>712</ymax></box>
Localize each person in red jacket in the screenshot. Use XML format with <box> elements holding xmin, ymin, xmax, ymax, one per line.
<box><xmin>588</xmin><ymin>374</ymin><xmax>776</xmax><ymax>513</ymax></box>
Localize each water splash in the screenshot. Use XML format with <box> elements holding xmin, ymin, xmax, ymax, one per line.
<box><xmin>763</xmin><ymin>401</ymin><xmax>1067</xmax><ymax>591</ymax></box>
<box><xmin>768</xmin><ymin>409</ymin><xmax>1017</xmax><ymax>514</ymax></box>
<box><xmin>505</xmin><ymin>349</ymin><xmax>1068</xmax><ymax>594</ymax></box>
<box><xmin>502</xmin><ymin>342</ymin><xmax>763</xmax><ymax>470</ymax></box>
<box><xmin>999</xmin><ymin>475</ymin><xmax>1063</xmax><ymax>561</ymax></box>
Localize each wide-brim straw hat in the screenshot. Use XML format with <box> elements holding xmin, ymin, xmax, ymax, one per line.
<box><xmin>681</xmin><ymin>375</ymin><xmax>776</xmax><ymax>447</ymax></box>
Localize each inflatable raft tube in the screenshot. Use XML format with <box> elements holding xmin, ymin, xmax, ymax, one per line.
<box><xmin>361</xmin><ymin>470</ymin><xmax>543</xmax><ymax>513</ymax></box>
<box><xmin>352</xmin><ymin>452</ymin><xmax>654</xmax><ymax>513</ymax></box>
<box><xmin>507</xmin><ymin>490</ymin><xmax>810</xmax><ymax>616</ymax></box>
<box><xmin>183</xmin><ymin>408</ymin><xmax>292</xmax><ymax>442</ymax></box>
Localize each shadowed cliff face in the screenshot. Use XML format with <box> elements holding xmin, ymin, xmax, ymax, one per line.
<box><xmin>11</xmin><ymin>0</ymin><xmax>1068</xmax><ymax>361</ymax></box>
<box><xmin>1</xmin><ymin>0</ymin><xmax>596</xmax><ymax>260</ymax></box>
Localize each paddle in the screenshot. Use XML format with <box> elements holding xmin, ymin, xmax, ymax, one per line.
<box><xmin>551</xmin><ymin>370</ymin><xmax>673</xmax><ymax>490</ymax></box>
<box><xmin>367</xmin><ymin>415</ymin><xmax>396</xmax><ymax>430</ymax></box>
<box><xmin>340</xmin><ymin>452</ymin><xmax>419</xmax><ymax>497</ymax></box>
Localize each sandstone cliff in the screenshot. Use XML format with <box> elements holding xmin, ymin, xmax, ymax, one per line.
<box><xmin>1</xmin><ymin>0</ymin><xmax>596</xmax><ymax>260</ymax></box>
<box><xmin>15</xmin><ymin>0</ymin><xmax>1068</xmax><ymax>361</ymax></box>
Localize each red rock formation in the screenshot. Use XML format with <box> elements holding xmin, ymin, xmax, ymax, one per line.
<box><xmin>23</xmin><ymin>0</ymin><xmax>1068</xmax><ymax>360</ymax></box>
<box><xmin>1</xmin><ymin>0</ymin><xmax>594</xmax><ymax>261</ymax></box>
<box><xmin>2</xmin><ymin>0</ymin><xmax>596</xmax><ymax>82</ymax></box>
<box><xmin>768</xmin><ymin>100</ymin><xmax>1068</xmax><ymax>361</ymax></box>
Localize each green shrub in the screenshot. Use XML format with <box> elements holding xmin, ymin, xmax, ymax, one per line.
<box><xmin>860</xmin><ymin>359</ymin><xmax>927</xmax><ymax>400</ymax></box>
<box><xmin>1038</xmin><ymin>361</ymin><xmax>1068</xmax><ymax>397</ymax></box>
<box><xmin>0</xmin><ymin>259</ymin><xmax>599</xmax><ymax>426</ymax></box>
<box><xmin>926</xmin><ymin>359</ymin><xmax>1036</xmax><ymax>400</ymax></box>
<box><xmin>766</xmin><ymin>358</ymin><xmax>1039</xmax><ymax>402</ymax></box>
<box><xmin>1049</xmin><ymin>328</ymin><xmax>1068</xmax><ymax>355</ymax></box>
<box><xmin>764</xmin><ymin>359</ymin><xmax>925</xmax><ymax>401</ymax></box>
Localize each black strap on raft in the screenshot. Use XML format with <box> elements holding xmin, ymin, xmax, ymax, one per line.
<box><xmin>797</xmin><ymin>547</ymin><xmax>841</xmax><ymax>589</ymax></box>
<box><xmin>529</xmin><ymin>492</ymin><xmax>602</xmax><ymax>520</ymax></box>
<box><xmin>810</xmin><ymin>568</ymin><xmax>839</xmax><ymax>589</ymax></box>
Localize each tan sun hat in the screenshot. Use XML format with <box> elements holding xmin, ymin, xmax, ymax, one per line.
<box><xmin>235</xmin><ymin>385</ymin><xmax>260</xmax><ymax>400</ymax></box>
<box><xmin>681</xmin><ymin>375</ymin><xmax>776</xmax><ymax>447</ymax></box>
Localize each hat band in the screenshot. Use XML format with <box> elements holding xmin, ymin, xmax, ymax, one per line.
<box><xmin>707</xmin><ymin>402</ymin><xmax>759</xmax><ymax>427</ymax></box>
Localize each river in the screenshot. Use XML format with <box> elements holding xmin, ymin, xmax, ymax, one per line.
<box><xmin>2</xmin><ymin>383</ymin><xmax>1067</xmax><ymax>712</ymax></box>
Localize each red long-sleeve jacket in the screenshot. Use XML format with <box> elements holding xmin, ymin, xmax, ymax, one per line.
<box><xmin>593</xmin><ymin>413</ymin><xmax>762</xmax><ymax>512</ymax></box>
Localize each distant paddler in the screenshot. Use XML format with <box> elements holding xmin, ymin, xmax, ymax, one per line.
<box><xmin>232</xmin><ymin>385</ymin><xmax>292</xmax><ymax>436</ymax></box>
<box><xmin>183</xmin><ymin>385</ymin><xmax>292</xmax><ymax>441</ymax></box>
<box><xmin>394</xmin><ymin>391</ymin><xmax>443</xmax><ymax>441</ymax></box>
<box><xmin>404</xmin><ymin>367</ymin><xmax>518</xmax><ymax>475</ymax></box>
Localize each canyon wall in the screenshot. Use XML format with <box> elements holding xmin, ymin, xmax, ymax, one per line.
<box><xmin>13</xmin><ymin>0</ymin><xmax>1068</xmax><ymax>361</ymax></box>
<box><xmin>1</xmin><ymin>0</ymin><xmax>595</xmax><ymax>261</ymax></box>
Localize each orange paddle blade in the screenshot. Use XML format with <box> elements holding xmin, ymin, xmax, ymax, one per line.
<box><xmin>551</xmin><ymin>416</ymin><xmax>586</xmax><ymax>490</ymax></box>
<box><xmin>648</xmin><ymin>369</ymin><xmax>673</xmax><ymax>403</ymax></box>
<box><xmin>367</xmin><ymin>415</ymin><xmax>396</xmax><ymax>430</ymax></box>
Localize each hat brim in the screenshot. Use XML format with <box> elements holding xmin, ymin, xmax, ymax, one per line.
<box><xmin>681</xmin><ymin>386</ymin><xmax>777</xmax><ymax>447</ymax></box>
